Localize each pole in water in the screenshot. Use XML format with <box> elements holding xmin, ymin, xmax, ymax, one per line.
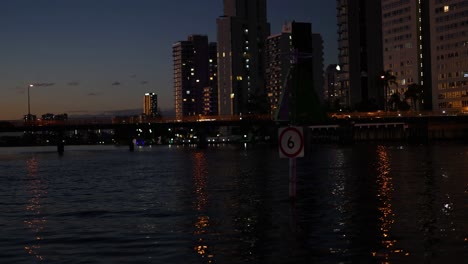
<box><xmin>129</xmin><ymin>139</ymin><xmax>135</xmax><ymax>152</ymax></box>
<box><xmin>289</xmin><ymin>157</ymin><xmax>297</xmax><ymax>199</ymax></box>
<box><xmin>57</xmin><ymin>141</ymin><xmax>64</xmax><ymax>155</ymax></box>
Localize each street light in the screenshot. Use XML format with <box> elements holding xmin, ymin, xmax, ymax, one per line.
<box><xmin>381</xmin><ymin>75</ymin><xmax>387</xmax><ymax>112</ymax></box>
<box><xmin>28</xmin><ymin>84</ymin><xmax>33</xmax><ymax>116</ymax></box>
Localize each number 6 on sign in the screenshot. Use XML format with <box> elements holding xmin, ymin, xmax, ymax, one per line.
<box><xmin>279</xmin><ymin>127</ymin><xmax>304</xmax><ymax>158</ymax></box>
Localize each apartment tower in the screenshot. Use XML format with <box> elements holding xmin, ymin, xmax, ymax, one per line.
<box><xmin>217</xmin><ymin>0</ymin><xmax>271</xmax><ymax>116</ymax></box>
<box><xmin>173</xmin><ymin>35</ymin><xmax>210</xmax><ymax>119</ymax></box>
<box><xmin>265</xmin><ymin>22</ymin><xmax>324</xmax><ymax>121</ymax></box>
<box><xmin>143</xmin><ymin>93</ymin><xmax>158</xmax><ymax>117</ymax></box>
<box><xmin>202</xmin><ymin>42</ymin><xmax>219</xmax><ymax>116</ymax></box>
<box><xmin>430</xmin><ymin>1</ymin><xmax>468</xmax><ymax>112</ymax></box>
<box><xmin>381</xmin><ymin>0</ymin><xmax>432</xmax><ymax>110</ymax></box>
<box><xmin>337</xmin><ymin>0</ymin><xmax>384</xmax><ymax>110</ymax></box>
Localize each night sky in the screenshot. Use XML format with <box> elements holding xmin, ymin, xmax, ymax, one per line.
<box><xmin>0</xmin><ymin>0</ymin><xmax>337</xmax><ymax>120</ymax></box>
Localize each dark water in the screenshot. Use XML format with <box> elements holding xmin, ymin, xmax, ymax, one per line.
<box><xmin>0</xmin><ymin>144</ymin><xmax>466</xmax><ymax>263</ymax></box>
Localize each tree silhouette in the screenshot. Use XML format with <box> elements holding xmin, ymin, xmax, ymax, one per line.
<box><xmin>388</xmin><ymin>92</ymin><xmax>401</xmax><ymax>111</ymax></box>
<box><xmin>404</xmin><ymin>83</ymin><xmax>424</xmax><ymax>111</ymax></box>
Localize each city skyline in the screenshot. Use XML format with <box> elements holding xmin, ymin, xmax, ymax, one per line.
<box><xmin>0</xmin><ymin>0</ymin><xmax>337</xmax><ymax>120</ymax></box>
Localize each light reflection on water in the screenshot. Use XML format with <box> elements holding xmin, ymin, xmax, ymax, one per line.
<box><xmin>24</xmin><ymin>156</ymin><xmax>47</xmax><ymax>262</ymax></box>
<box><xmin>191</xmin><ymin>151</ymin><xmax>215</xmax><ymax>263</ymax></box>
<box><xmin>0</xmin><ymin>144</ymin><xmax>466</xmax><ymax>263</ymax></box>
<box><xmin>373</xmin><ymin>145</ymin><xmax>406</xmax><ymax>261</ymax></box>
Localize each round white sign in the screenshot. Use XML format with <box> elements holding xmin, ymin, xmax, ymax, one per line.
<box><xmin>279</xmin><ymin>127</ymin><xmax>304</xmax><ymax>158</ymax></box>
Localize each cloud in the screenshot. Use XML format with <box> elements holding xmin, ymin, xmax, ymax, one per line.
<box><xmin>140</xmin><ymin>81</ymin><xmax>148</xmax><ymax>85</ymax></box>
<box><xmin>68</xmin><ymin>81</ymin><xmax>80</xmax><ymax>86</ymax></box>
<box><xmin>32</xmin><ymin>82</ymin><xmax>55</xmax><ymax>87</ymax></box>
<box><xmin>130</xmin><ymin>74</ymin><xmax>137</xmax><ymax>78</ymax></box>
<box><xmin>111</xmin><ymin>82</ymin><xmax>122</xmax><ymax>86</ymax></box>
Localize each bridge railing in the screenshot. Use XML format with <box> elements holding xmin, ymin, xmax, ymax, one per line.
<box><xmin>2</xmin><ymin>114</ymin><xmax>273</xmax><ymax>129</ymax></box>
<box><xmin>328</xmin><ymin>111</ymin><xmax>463</xmax><ymax>119</ymax></box>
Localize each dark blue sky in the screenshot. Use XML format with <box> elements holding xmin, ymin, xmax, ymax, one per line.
<box><xmin>0</xmin><ymin>0</ymin><xmax>337</xmax><ymax>120</ymax></box>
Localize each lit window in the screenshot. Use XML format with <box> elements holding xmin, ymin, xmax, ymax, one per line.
<box><xmin>444</xmin><ymin>5</ymin><xmax>450</xmax><ymax>12</ymax></box>
<box><xmin>230</xmin><ymin>93</ymin><xmax>235</xmax><ymax>99</ymax></box>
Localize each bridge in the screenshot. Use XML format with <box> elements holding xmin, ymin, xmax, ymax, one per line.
<box><xmin>0</xmin><ymin>114</ymin><xmax>276</xmax><ymax>132</ymax></box>
<box><xmin>2</xmin><ymin>112</ymin><xmax>468</xmax><ymax>153</ymax></box>
<box><xmin>0</xmin><ymin>115</ymin><xmax>284</xmax><ymax>152</ymax></box>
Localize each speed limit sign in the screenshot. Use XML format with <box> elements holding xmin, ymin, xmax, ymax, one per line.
<box><xmin>279</xmin><ymin>127</ymin><xmax>304</xmax><ymax>158</ymax></box>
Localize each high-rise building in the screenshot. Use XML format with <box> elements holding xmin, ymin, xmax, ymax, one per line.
<box><xmin>312</xmin><ymin>33</ymin><xmax>325</xmax><ymax>103</ymax></box>
<box><xmin>173</xmin><ymin>35</ymin><xmax>211</xmax><ymax>119</ymax></box>
<box><xmin>265</xmin><ymin>28</ymin><xmax>291</xmax><ymax>118</ymax></box>
<box><xmin>265</xmin><ymin>22</ymin><xmax>323</xmax><ymax>122</ymax></box>
<box><xmin>325</xmin><ymin>64</ymin><xmax>344</xmax><ymax>109</ymax></box>
<box><xmin>430</xmin><ymin>1</ymin><xmax>468</xmax><ymax>112</ymax></box>
<box><xmin>337</xmin><ymin>0</ymin><xmax>384</xmax><ymax>110</ymax></box>
<box><xmin>381</xmin><ymin>0</ymin><xmax>432</xmax><ymax>110</ymax></box>
<box><xmin>143</xmin><ymin>93</ymin><xmax>158</xmax><ymax>117</ymax></box>
<box><xmin>217</xmin><ymin>0</ymin><xmax>271</xmax><ymax>116</ymax></box>
<box><xmin>203</xmin><ymin>42</ymin><xmax>219</xmax><ymax>116</ymax></box>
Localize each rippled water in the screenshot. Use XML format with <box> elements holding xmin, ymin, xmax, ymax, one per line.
<box><xmin>0</xmin><ymin>144</ymin><xmax>467</xmax><ymax>263</ymax></box>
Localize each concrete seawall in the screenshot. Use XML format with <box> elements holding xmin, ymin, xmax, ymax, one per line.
<box><xmin>307</xmin><ymin>120</ymin><xmax>468</xmax><ymax>144</ymax></box>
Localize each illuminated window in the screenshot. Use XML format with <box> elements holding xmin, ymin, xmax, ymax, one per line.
<box><xmin>444</xmin><ymin>5</ymin><xmax>449</xmax><ymax>12</ymax></box>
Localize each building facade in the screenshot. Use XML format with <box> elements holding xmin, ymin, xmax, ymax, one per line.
<box><xmin>143</xmin><ymin>93</ymin><xmax>158</xmax><ymax>117</ymax></box>
<box><xmin>265</xmin><ymin>28</ymin><xmax>292</xmax><ymax>118</ymax></box>
<box><xmin>325</xmin><ymin>64</ymin><xmax>344</xmax><ymax>109</ymax></box>
<box><xmin>430</xmin><ymin>1</ymin><xmax>468</xmax><ymax>112</ymax></box>
<box><xmin>202</xmin><ymin>42</ymin><xmax>219</xmax><ymax>116</ymax></box>
<box><xmin>265</xmin><ymin>22</ymin><xmax>323</xmax><ymax>122</ymax></box>
<box><xmin>312</xmin><ymin>33</ymin><xmax>325</xmax><ymax>104</ymax></box>
<box><xmin>337</xmin><ymin>0</ymin><xmax>384</xmax><ymax>110</ymax></box>
<box><xmin>217</xmin><ymin>0</ymin><xmax>271</xmax><ymax>116</ymax></box>
<box><xmin>173</xmin><ymin>35</ymin><xmax>211</xmax><ymax>119</ymax></box>
<box><xmin>381</xmin><ymin>0</ymin><xmax>432</xmax><ymax>110</ymax></box>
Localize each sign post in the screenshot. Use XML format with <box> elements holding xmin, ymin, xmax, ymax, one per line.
<box><xmin>279</xmin><ymin>127</ymin><xmax>304</xmax><ymax>199</ymax></box>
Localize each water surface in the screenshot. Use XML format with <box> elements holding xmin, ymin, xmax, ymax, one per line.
<box><xmin>0</xmin><ymin>144</ymin><xmax>467</xmax><ymax>263</ymax></box>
